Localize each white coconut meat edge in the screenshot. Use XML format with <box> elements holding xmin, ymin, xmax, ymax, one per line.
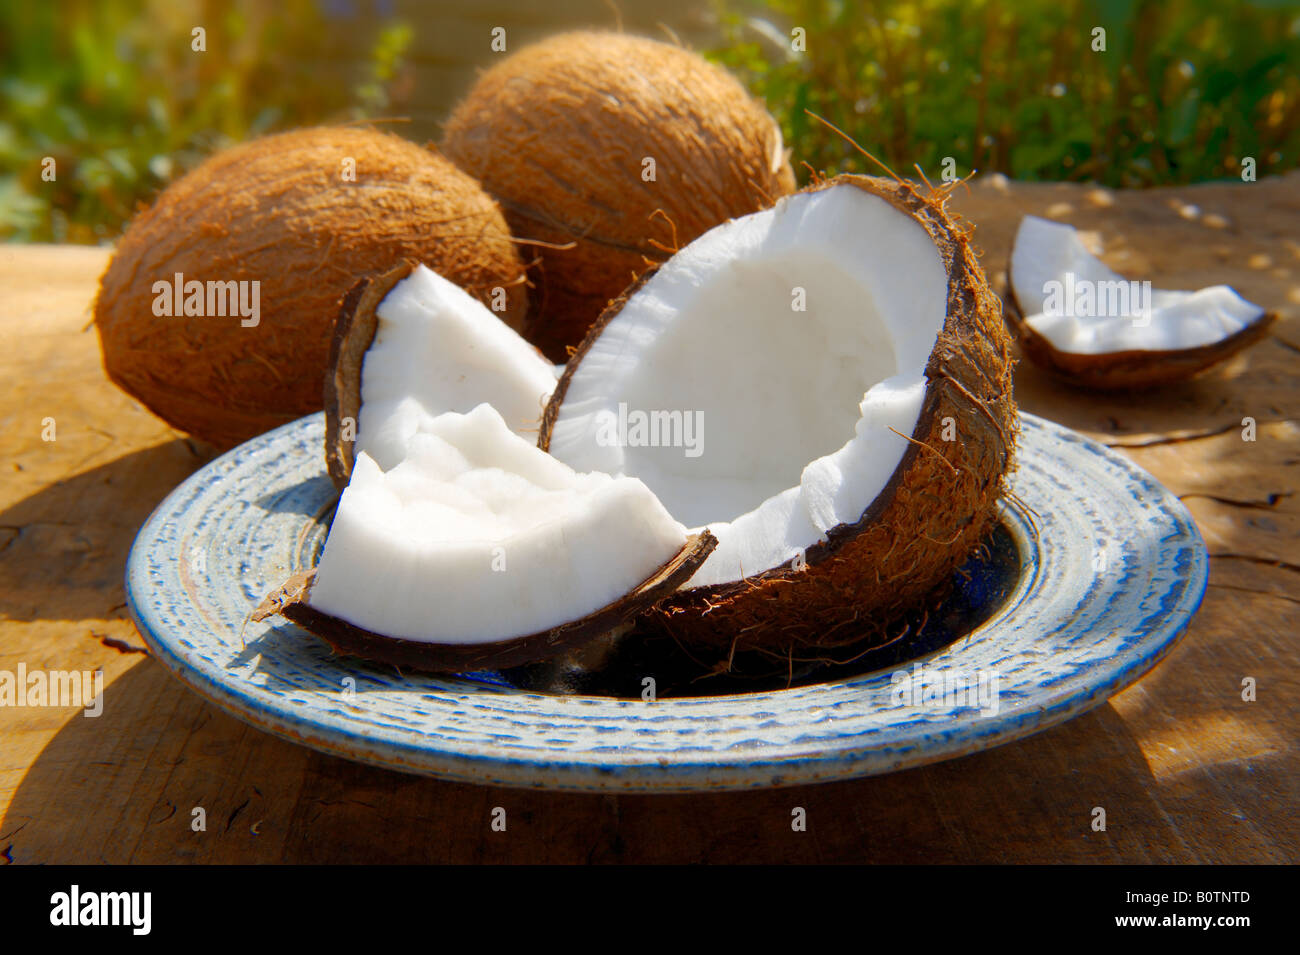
<box><xmin>545</xmin><ymin>184</ymin><xmax>949</xmax><ymax>589</ymax></box>
<box><xmin>1010</xmin><ymin>215</ymin><xmax>1266</xmax><ymax>354</ymax></box>
<box><xmin>310</xmin><ymin>403</ymin><xmax>690</xmax><ymax>644</ymax></box>
<box><xmin>355</xmin><ymin>264</ymin><xmax>560</xmax><ymax>471</ymax></box>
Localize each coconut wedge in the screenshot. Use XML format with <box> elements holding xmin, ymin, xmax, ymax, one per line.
<box><xmin>255</xmin><ymin>404</ymin><xmax>715</xmax><ymax>672</ymax></box>
<box><xmin>325</xmin><ymin>262</ymin><xmax>560</xmax><ymax>488</ymax></box>
<box><xmin>539</xmin><ymin>175</ymin><xmax>1017</xmax><ymax>661</ymax></box>
<box><xmin>1007</xmin><ymin>215</ymin><xmax>1276</xmax><ymax>389</ymax></box>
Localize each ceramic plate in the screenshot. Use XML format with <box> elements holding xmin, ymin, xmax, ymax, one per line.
<box><xmin>127</xmin><ymin>412</ymin><xmax>1207</xmax><ymax>792</ymax></box>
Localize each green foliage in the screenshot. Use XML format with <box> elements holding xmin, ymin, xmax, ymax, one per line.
<box><xmin>5</xmin><ymin>0</ymin><xmax>1294</xmax><ymax>243</ymax></box>
<box><xmin>0</xmin><ymin>0</ymin><xmax>411</xmax><ymax>243</ymax></box>
<box><xmin>707</xmin><ymin>0</ymin><xmax>1300</xmax><ymax>187</ymax></box>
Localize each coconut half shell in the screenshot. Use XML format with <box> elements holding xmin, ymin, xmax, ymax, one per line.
<box><xmin>540</xmin><ymin>175</ymin><xmax>1018</xmax><ymax>664</ymax></box>
<box><xmin>1005</xmin><ymin>214</ymin><xmax>1277</xmax><ymax>390</ymax></box>
<box><xmin>252</xmin><ymin>530</ymin><xmax>715</xmax><ymax>673</ymax></box>
<box><xmin>1005</xmin><ymin>275</ymin><xmax>1277</xmax><ymax>392</ymax></box>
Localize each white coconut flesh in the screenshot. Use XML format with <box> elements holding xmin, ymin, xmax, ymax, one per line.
<box><xmin>545</xmin><ymin>184</ymin><xmax>949</xmax><ymax>589</ymax></box>
<box><xmin>355</xmin><ymin>264</ymin><xmax>560</xmax><ymax>471</ymax></box>
<box><xmin>309</xmin><ymin>403</ymin><xmax>690</xmax><ymax>644</ymax></box>
<box><xmin>1011</xmin><ymin>215</ymin><xmax>1267</xmax><ymax>354</ymax></box>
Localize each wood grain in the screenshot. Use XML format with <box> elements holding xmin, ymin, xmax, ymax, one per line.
<box><xmin>1</xmin><ymin>173</ymin><xmax>1297</xmax><ymax>863</ymax></box>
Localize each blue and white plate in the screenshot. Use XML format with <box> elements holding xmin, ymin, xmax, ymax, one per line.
<box><xmin>127</xmin><ymin>412</ymin><xmax>1207</xmax><ymax>792</ymax></box>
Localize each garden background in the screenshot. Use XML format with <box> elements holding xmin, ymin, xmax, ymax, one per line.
<box><xmin>3</xmin><ymin>0</ymin><xmax>1298</xmax><ymax>244</ymax></box>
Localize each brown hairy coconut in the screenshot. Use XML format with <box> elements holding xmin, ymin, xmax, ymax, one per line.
<box><xmin>539</xmin><ymin>175</ymin><xmax>1017</xmax><ymax>666</ymax></box>
<box><xmin>1006</xmin><ymin>214</ymin><xmax>1276</xmax><ymax>391</ymax></box>
<box><xmin>442</xmin><ymin>30</ymin><xmax>797</xmax><ymax>361</ymax></box>
<box><xmin>95</xmin><ymin>126</ymin><xmax>528</xmax><ymax>449</ymax></box>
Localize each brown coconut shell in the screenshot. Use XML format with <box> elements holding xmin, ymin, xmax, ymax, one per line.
<box><xmin>323</xmin><ymin>259</ymin><xmax>555</xmax><ymax>490</ymax></box>
<box><xmin>1004</xmin><ymin>272</ymin><xmax>1277</xmax><ymax>391</ymax></box>
<box><xmin>251</xmin><ymin>530</ymin><xmax>716</xmax><ymax>673</ymax></box>
<box><xmin>323</xmin><ymin>260</ymin><xmax>416</xmax><ymax>489</ymax></box>
<box><xmin>539</xmin><ymin>175</ymin><xmax>1018</xmax><ymax>665</ymax></box>
<box><xmin>95</xmin><ymin>126</ymin><xmax>528</xmax><ymax>450</ymax></box>
<box><xmin>441</xmin><ymin>30</ymin><xmax>797</xmax><ymax>361</ymax></box>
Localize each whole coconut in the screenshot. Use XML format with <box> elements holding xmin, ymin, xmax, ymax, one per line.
<box><xmin>95</xmin><ymin>126</ymin><xmax>529</xmax><ymax>449</ymax></box>
<box><xmin>442</xmin><ymin>31</ymin><xmax>796</xmax><ymax>360</ymax></box>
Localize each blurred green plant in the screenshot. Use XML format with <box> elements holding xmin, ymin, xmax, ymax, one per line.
<box><xmin>6</xmin><ymin>0</ymin><xmax>1296</xmax><ymax>244</ymax></box>
<box><xmin>0</xmin><ymin>0</ymin><xmax>412</xmax><ymax>243</ymax></box>
<box><xmin>708</xmin><ymin>0</ymin><xmax>1300</xmax><ymax>187</ymax></box>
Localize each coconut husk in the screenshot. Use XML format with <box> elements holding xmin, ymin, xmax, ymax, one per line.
<box><xmin>540</xmin><ymin>175</ymin><xmax>1019</xmax><ymax>666</ymax></box>
<box><xmin>94</xmin><ymin>127</ymin><xmax>528</xmax><ymax>449</ymax></box>
<box><xmin>442</xmin><ymin>30</ymin><xmax>796</xmax><ymax>361</ymax></box>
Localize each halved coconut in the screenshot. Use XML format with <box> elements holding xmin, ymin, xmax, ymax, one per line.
<box><xmin>325</xmin><ymin>262</ymin><xmax>561</xmax><ymax>488</ymax></box>
<box><xmin>255</xmin><ymin>404</ymin><xmax>715</xmax><ymax>672</ymax></box>
<box><xmin>538</xmin><ymin>175</ymin><xmax>1017</xmax><ymax>662</ymax></box>
<box><xmin>1007</xmin><ymin>215</ymin><xmax>1276</xmax><ymax>389</ymax></box>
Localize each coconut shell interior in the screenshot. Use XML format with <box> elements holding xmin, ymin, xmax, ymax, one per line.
<box><xmin>251</xmin><ymin>530</ymin><xmax>716</xmax><ymax>673</ymax></box>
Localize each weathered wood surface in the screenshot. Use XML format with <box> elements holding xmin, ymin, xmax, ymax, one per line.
<box><xmin>0</xmin><ymin>173</ymin><xmax>1296</xmax><ymax>864</ymax></box>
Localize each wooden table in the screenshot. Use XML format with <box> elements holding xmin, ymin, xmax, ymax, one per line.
<box><xmin>2</xmin><ymin>174</ymin><xmax>1297</xmax><ymax>864</ymax></box>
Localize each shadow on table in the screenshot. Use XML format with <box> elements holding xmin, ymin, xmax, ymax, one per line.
<box><xmin>2</xmin><ymin>653</ymin><xmax>1229</xmax><ymax>865</ymax></box>
<box><xmin>0</xmin><ymin>440</ymin><xmax>212</xmax><ymax>622</ymax></box>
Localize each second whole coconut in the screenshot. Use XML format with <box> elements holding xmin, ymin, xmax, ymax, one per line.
<box><xmin>442</xmin><ymin>31</ymin><xmax>797</xmax><ymax>360</ymax></box>
<box><xmin>95</xmin><ymin>126</ymin><xmax>529</xmax><ymax>449</ymax></box>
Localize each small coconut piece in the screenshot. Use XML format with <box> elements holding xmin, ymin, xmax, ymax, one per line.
<box><xmin>539</xmin><ymin>175</ymin><xmax>1017</xmax><ymax>662</ymax></box>
<box><xmin>325</xmin><ymin>261</ymin><xmax>559</xmax><ymax>488</ymax></box>
<box><xmin>1007</xmin><ymin>215</ymin><xmax>1276</xmax><ymax>389</ymax></box>
<box><xmin>95</xmin><ymin>126</ymin><xmax>529</xmax><ymax>449</ymax></box>
<box><xmin>254</xmin><ymin>404</ymin><xmax>715</xmax><ymax>672</ymax></box>
<box><xmin>442</xmin><ymin>30</ymin><xmax>796</xmax><ymax>360</ymax></box>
